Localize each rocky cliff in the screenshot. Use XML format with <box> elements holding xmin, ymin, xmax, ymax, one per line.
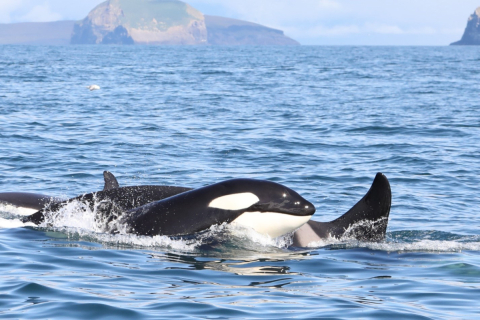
<box><xmin>451</xmin><ymin>7</ymin><xmax>480</xmax><ymax>45</ymax></box>
<box><xmin>71</xmin><ymin>0</ymin><xmax>207</xmax><ymax>45</ymax></box>
<box><xmin>205</xmin><ymin>15</ymin><xmax>299</xmax><ymax>45</ymax></box>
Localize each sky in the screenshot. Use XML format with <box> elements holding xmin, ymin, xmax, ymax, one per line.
<box><xmin>0</xmin><ymin>0</ymin><xmax>479</xmax><ymax>45</ymax></box>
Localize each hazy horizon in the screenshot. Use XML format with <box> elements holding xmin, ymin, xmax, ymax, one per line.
<box><xmin>0</xmin><ymin>0</ymin><xmax>478</xmax><ymax>45</ymax></box>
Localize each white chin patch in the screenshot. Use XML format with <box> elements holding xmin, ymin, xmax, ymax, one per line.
<box><xmin>231</xmin><ymin>212</ymin><xmax>312</xmax><ymax>238</ymax></box>
<box><xmin>208</xmin><ymin>193</ymin><xmax>260</xmax><ymax>211</ymax></box>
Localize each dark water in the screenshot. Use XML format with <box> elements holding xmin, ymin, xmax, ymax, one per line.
<box><xmin>0</xmin><ymin>45</ymin><xmax>479</xmax><ymax>319</ymax></box>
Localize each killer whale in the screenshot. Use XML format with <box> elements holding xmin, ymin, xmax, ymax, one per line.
<box><xmin>2</xmin><ymin>171</ymin><xmax>391</xmax><ymax>243</ymax></box>
<box><xmin>22</xmin><ymin>178</ymin><xmax>315</xmax><ymax>238</ymax></box>
<box><xmin>0</xmin><ymin>192</ymin><xmax>59</xmax><ymax>216</ymax></box>
<box><xmin>0</xmin><ymin>171</ymin><xmax>123</xmax><ymax>215</ymax></box>
<box><xmin>97</xmin><ymin>172</ymin><xmax>391</xmax><ymax>243</ymax></box>
<box><xmin>99</xmin><ymin>172</ymin><xmax>391</xmax><ymax>243</ymax></box>
<box><xmin>118</xmin><ymin>179</ymin><xmax>315</xmax><ymax>237</ymax></box>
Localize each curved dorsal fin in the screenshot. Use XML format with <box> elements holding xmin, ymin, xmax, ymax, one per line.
<box><xmin>103</xmin><ymin>171</ymin><xmax>120</xmax><ymax>191</ymax></box>
<box><xmin>293</xmin><ymin>173</ymin><xmax>391</xmax><ymax>246</ymax></box>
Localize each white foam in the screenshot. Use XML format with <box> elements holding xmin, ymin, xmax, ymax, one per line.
<box><xmin>299</xmin><ymin>218</ymin><xmax>480</xmax><ymax>253</ymax></box>
<box><xmin>359</xmin><ymin>240</ymin><xmax>480</xmax><ymax>253</ymax></box>
<box><xmin>31</xmin><ymin>197</ymin><xmax>203</xmax><ymax>251</ymax></box>
<box><xmin>304</xmin><ymin>235</ymin><xmax>480</xmax><ymax>253</ymax></box>
<box><xmin>35</xmin><ymin>222</ymin><xmax>293</xmax><ymax>252</ymax></box>
<box><xmin>71</xmin><ymin>230</ymin><xmax>202</xmax><ymax>251</ymax></box>
<box><xmin>302</xmin><ymin>217</ymin><xmax>388</xmax><ymax>248</ymax></box>
<box><xmin>41</xmin><ymin>199</ymin><xmax>101</xmax><ymax>232</ymax></box>
<box><xmin>4</xmin><ymin>197</ymin><xmax>478</xmax><ymax>253</ymax></box>
<box><xmin>303</xmin><ymin>236</ymin><xmax>342</xmax><ymax>248</ymax></box>
<box><xmin>0</xmin><ymin>218</ymin><xmax>35</xmax><ymax>229</ymax></box>
<box><xmin>20</xmin><ymin>197</ymin><xmax>293</xmax><ymax>250</ymax></box>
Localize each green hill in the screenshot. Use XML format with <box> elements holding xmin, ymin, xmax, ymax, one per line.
<box><xmin>71</xmin><ymin>0</ymin><xmax>207</xmax><ymax>45</ymax></box>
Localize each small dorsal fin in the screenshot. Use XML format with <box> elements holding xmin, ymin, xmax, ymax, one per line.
<box><xmin>103</xmin><ymin>171</ymin><xmax>120</xmax><ymax>191</ymax></box>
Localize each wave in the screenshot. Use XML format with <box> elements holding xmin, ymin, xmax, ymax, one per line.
<box><xmin>306</xmin><ymin>230</ymin><xmax>480</xmax><ymax>253</ymax></box>
<box><xmin>1</xmin><ymin>201</ymin><xmax>479</xmax><ymax>253</ymax></box>
<box><xmin>0</xmin><ymin>198</ymin><xmax>293</xmax><ymax>253</ymax></box>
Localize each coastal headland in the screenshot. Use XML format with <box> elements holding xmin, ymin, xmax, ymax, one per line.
<box><xmin>451</xmin><ymin>7</ymin><xmax>480</xmax><ymax>45</ymax></box>
<box><xmin>0</xmin><ymin>0</ymin><xmax>299</xmax><ymax>46</ymax></box>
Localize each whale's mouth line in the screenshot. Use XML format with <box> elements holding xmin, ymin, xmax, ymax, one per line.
<box><xmin>246</xmin><ymin>203</ymin><xmax>315</xmax><ymax>217</ymax></box>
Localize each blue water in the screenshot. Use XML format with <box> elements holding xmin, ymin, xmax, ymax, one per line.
<box><xmin>1</xmin><ymin>45</ymin><xmax>479</xmax><ymax>319</ymax></box>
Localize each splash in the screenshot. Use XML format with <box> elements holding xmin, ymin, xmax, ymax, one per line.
<box><xmin>37</xmin><ymin>222</ymin><xmax>294</xmax><ymax>253</ymax></box>
<box><xmin>301</xmin><ymin>219</ymin><xmax>480</xmax><ymax>253</ymax></box>
<box><xmin>0</xmin><ymin>217</ymin><xmax>36</xmax><ymax>229</ymax></box>
<box><xmin>0</xmin><ymin>197</ymin><xmax>294</xmax><ymax>252</ymax></box>
<box><xmin>40</xmin><ymin>195</ymin><xmax>130</xmax><ymax>234</ymax></box>
<box><xmin>304</xmin><ymin>236</ymin><xmax>480</xmax><ymax>253</ymax></box>
<box><xmin>0</xmin><ymin>204</ymin><xmax>38</xmax><ymax>228</ymax></box>
<box><xmin>2</xmin><ymin>201</ymin><xmax>479</xmax><ymax>253</ymax></box>
<box><xmin>302</xmin><ymin>217</ymin><xmax>389</xmax><ymax>248</ymax></box>
<box><xmin>41</xmin><ymin>199</ymin><xmax>101</xmax><ymax>231</ymax></box>
<box><xmin>358</xmin><ymin>239</ymin><xmax>480</xmax><ymax>252</ymax></box>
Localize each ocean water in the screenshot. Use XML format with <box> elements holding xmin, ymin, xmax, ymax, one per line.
<box><xmin>0</xmin><ymin>45</ymin><xmax>479</xmax><ymax>319</ymax></box>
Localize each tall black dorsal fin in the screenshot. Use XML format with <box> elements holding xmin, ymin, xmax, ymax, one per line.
<box><xmin>103</xmin><ymin>171</ymin><xmax>120</xmax><ymax>191</ymax></box>
<box><xmin>293</xmin><ymin>173</ymin><xmax>391</xmax><ymax>246</ymax></box>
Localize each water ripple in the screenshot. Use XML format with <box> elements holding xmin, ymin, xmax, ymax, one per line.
<box><xmin>0</xmin><ymin>46</ymin><xmax>479</xmax><ymax>319</ymax></box>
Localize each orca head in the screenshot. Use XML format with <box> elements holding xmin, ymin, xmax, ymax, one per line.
<box><xmin>246</xmin><ymin>185</ymin><xmax>315</xmax><ymax>217</ymax></box>
<box><xmin>207</xmin><ymin>179</ymin><xmax>315</xmax><ymax>238</ymax></box>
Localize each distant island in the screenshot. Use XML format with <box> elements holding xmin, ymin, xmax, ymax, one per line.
<box><xmin>451</xmin><ymin>7</ymin><xmax>480</xmax><ymax>45</ymax></box>
<box><xmin>0</xmin><ymin>0</ymin><xmax>299</xmax><ymax>46</ymax></box>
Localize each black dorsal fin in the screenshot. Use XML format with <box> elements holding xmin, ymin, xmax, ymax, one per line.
<box><xmin>103</xmin><ymin>171</ymin><xmax>120</xmax><ymax>191</ymax></box>
<box><xmin>293</xmin><ymin>173</ymin><xmax>391</xmax><ymax>246</ymax></box>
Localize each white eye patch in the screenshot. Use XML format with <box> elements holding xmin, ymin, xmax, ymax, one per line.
<box><xmin>208</xmin><ymin>193</ymin><xmax>260</xmax><ymax>211</ymax></box>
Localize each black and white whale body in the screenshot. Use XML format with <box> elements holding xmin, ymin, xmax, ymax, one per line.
<box><xmin>24</xmin><ymin>184</ymin><xmax>193</xmax><ymax>226</ymax></box>
<box><xmin>3</xmin><ymin>171</ymin><xmax>391</xmax><ymax>244</ymax></box>
<box><xmin>0</xmin><ymin>192</ymin><xmax>58</xmax><ymax>215</ymax></box>
<box><xmin>119</xmin><ymin>179</ymin><xmax>315</xmax><ymax>237</ymax></box>
<box><xmin>23</xmin><ymin>178</ymin><xmax>315</xmax><ymax>238</ymax></box>
<box><xmin>100</xmin><ymin>172</ymin><xmax>391</xmax><ymax>243</ymax></box>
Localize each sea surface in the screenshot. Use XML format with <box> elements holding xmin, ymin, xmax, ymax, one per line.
<box><xmin>0</xmin><ymin>45</ymin><xmax>479</xmax><ymax>319</ymax></box>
